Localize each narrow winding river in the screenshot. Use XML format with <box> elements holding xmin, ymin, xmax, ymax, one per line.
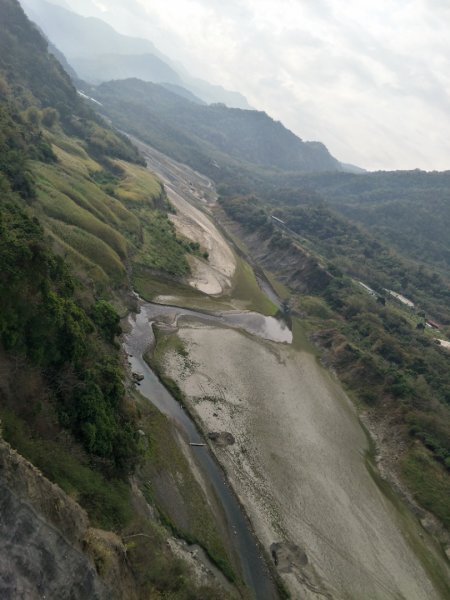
<box><xmin>124</xmin><ymin>301</ymin><xmax>287</xmax><ymax>599</ymax></box>
<box><xmin>123</xmin><ymin>137</ymin><xmax>450</xmax><ymax>600</ymax></box>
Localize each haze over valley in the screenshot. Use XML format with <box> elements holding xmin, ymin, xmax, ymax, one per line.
<box><xmin>0</xmin><ymin>0</ymin><xmax>449</xmax><ymax>598</ymax></box>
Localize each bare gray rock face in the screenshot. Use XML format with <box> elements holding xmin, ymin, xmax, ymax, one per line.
<box><xmin>0</xmin><ymin>440</ymin><xmax>132</xmax><ymax>599</ymax></box>
<box><xmin>0</xmin><ymin>481</ymin><xmax>109</xmax><ymax>600</ymax></box>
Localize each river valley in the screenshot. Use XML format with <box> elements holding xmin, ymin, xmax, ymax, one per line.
<box><xmin>127</xmin><ymin>139</ymin><xmax>450</xmax><ymax>599</ymax></box>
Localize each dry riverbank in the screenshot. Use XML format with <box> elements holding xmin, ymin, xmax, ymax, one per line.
<box><xmin>166</xmin><ymin>184</ymin><xmax>236</xmax><ymax>295</ymax></box>
<box><xmin>131</xmin><ymin>136</ymin><xmax>235</xmax><ymax>296</ymax></box>
<box><xmin>131</xmin><ymin>135</ymin><xmax>450</xmax><ymax>599</ymax></box>
<box><xmin>159</xmin><ymin>318</ymin><xmax>450</xmax><ymax>600</ymax></box>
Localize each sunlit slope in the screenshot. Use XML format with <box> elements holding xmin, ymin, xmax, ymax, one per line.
<box><xmin>30</xmin><ymin>129</ymin><xmax>190</xmax><ymax>287</ymax></box>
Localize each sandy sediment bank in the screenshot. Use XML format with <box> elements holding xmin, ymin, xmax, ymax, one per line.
<box><xmin>166</xmin><ymin>185</ymin><xmax>236</xmax><ymax>295</ymax></box>
<box><xmin>160</xmin><ymin>319</ymin><xmax>448</xmax><ymax>600</ymax></box>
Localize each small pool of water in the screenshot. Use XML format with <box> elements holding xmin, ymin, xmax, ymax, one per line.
<box><xmin>144</xmin><ymin>301</ymin><xmax>293</xmax><ymax>344</ymax></box>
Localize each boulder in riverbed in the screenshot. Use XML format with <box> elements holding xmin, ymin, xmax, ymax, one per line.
<box><xmin>270</xmin><ymin>542</ymin><xmax>308</xmax><ymax>573</ymax></box>
<box><xmin>207</xmin><ymin>432</ymin><xmax>235</xmax><ymax>446</ymax></box>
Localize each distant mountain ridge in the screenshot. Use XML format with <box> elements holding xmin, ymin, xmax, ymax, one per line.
<box><xmin>20</xmin><ymin>0</ymin><xmax>161</xmax><ymax>58</ymax></box>
<box><xmin>19</xmin><ymin>0</ymin><xmax>348</xmax><ymax>174</ymax></box>
<box><xmin>282</xmin><ymin>169</ymin><xmax>450</xmax><ymax>274</ymax></box>
<box><xmin>19</xmin><ymin>0</ymin><xmax>252</xmax><ymax>109</ymax></box>
<box><xmin>93</xmin><ymin>78</ymin><xmax>342</xmax><ymax>177</ymax></box>
<box><xmin>70</xmin><ymin>53</ymin><xmax>183</xmax><ymax>87</ymax></box>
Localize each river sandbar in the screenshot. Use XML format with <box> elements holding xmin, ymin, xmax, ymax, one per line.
<box><xmin>167</xmin><ymin>186</ymin><xmax>236</xmax><ymax>295</ymax></box>
<box><xmin>161</xmin><ymin>321</ymin><xmax>446</xmax><ymax>600</ymax></box>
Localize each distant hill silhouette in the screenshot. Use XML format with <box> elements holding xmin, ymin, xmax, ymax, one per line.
<box><xmin>20</xmin><ymin>0</ymin><xmax>252</xmax><ymax>108</ymax></box>
<box><xmin>93</xmin><ymin>78</ymin><xmax>342</xmax><ymax>177</ymax></box>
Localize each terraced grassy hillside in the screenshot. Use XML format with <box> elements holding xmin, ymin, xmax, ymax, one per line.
<box><xmin>0</xmin><ymin>2</ymin><xmax>240</xmax><ymax>598</ymax></box>
<box><xmin>28</xmin><ymin>128</ymin><xmax>192</xmax><ymax>292</ymax></box>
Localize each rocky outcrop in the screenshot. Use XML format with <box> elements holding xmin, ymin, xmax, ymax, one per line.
<box><xmin>215</xmin><ymin>210</ymin><xmax>332</xmax><ymax>295</ymax></box>
<box><xmin>0</xmin><ymin>482</ymin><xmax>108</xmax><ymax>600</ymax></box>
<box><xmin>0</xmin><ymin>439</ymin><xmax>137</xmax><ymax>600</ymax></box>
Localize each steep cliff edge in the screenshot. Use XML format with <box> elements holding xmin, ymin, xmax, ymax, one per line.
<box><xmin>215</xmin><ymin>206</ymin><xmax>332</xmax><ymax>295</ymax></box>
<box><xmin>0</xmin><ymin>437</ymin><xmax>137</xmax><ymax>599</ymax></box>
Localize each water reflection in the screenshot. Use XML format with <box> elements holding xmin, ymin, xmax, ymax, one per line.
<box><xmin>124</xmin><ymin>301</ymin><xmax>279</xmax><ymax>599</ymax></box>
<box><xmin>144</xmin><ymin>302</ymin><xmax>293</xmax><ymax>344</ymax></box>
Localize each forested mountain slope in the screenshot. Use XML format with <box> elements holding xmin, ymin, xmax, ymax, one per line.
<box><xmin>93</xmin><ymin>78</ymin><xmax>341</xmax><ymax>177</ymax></box>
<box><xmin>0</xmin><ymin>1</ymin><xmax>237</xmax><ymax>597</ymax></box>
<box><xmin>20</xmin><ymin>0</ymin><xmax>252</xmax><ymax>108</ymax></box>
<box><xmin>269</xmin><ymin>170</ymin><xmax>450</xmax><ymax>275</ymax></box>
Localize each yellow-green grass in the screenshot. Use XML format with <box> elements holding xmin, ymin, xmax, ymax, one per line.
<box><xmin>229</xmin><ymin>255</ymin><xmax>277</xmax><ymax>316</ymax></box>
<box><xmin>46</xmin><ymin>228</ymin><xmax>109</xmax><ymax>286</ymax></box>
<box><xmin>34</xmin><ymin>162</ymin><xmax>140</xmax><ymax>238</ymax></box>
<box><xmin>37</xmin><ymin>162</ymin><xmax>119</xmax><ymax>226</ymax></box>
<box><xmin>47</xmin><ymin>219</ymin><xmax>125</xmax><ymax>282</ymax></box>
<box><xmin>48</xmin><ymin>132</ymin><xmax>103</xmax><ymax>176</ymax></box>
<box><xmin>35</xmin><ymin>180</ymin><xmax>129</xmax><ymax>259</ymax></box>
<box><xmin>113</xmin><ymin>160</ymin><xmax>163</xmax><ymax>205</ymax></box>
<box><xmin>37</xmin><ymin>130</ymin><xmax>193</xmax><ymax>291</ymax></box>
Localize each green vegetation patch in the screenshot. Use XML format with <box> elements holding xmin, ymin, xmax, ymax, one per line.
<box><xmin>298</xmin><ymin>295</ymin><xmax>334</xmax><ymax>320</ymax></box>
<box><xmin>402</xmin><ymin>448</ymin><xmax>450</xmax><ymax>529</ymax></box>
<box><xmin>1</xmin><ymin>410</ymin><xmax>131</xmax><ymax>530</ymax></box>
<box><xmin>134</xmin><ymin>389</ymin><xmax>236</xmax><ymax>583</ymax></box>
<box><xmin>229</xmin><ymin>256</ymin><xmax>277</xmax><ymax>315</ymax></box>
<box><xmin>0</xmin><ymin>196</ymin><xmax>138</xmax><ymax>472</ymax></box>
<box><xmin>133</xmin><ymin>209</ymin><xmax>190</xmax><ymax>276</ymax></box>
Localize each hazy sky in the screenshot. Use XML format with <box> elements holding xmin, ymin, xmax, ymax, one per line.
<box><xmin>53</xmin><ymin>0</ymin><xmax>450</xmax><ymax>171</ymax></box>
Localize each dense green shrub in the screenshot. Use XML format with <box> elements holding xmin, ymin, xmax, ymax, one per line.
<box><xmin>91</xmin><ymin>300</ymin><xmax>121</xmax><ymax>343</ymax></box>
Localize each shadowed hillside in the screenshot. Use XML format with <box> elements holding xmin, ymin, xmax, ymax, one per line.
<box><xmin>0</xmin><ymin>2</ymin><xmax>240</xmax><ymax>597</ymax></box>
<box><xmin>93</xmin><ymin>78</ymin><xmax>341</xmax><ymax>179</ymax></box>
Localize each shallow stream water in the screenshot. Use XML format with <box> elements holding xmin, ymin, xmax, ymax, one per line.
<box><xmin>124</xmin><ymin>301</ymin><xmax>286</xmax><ymax>599</ymax></box>
<box><xmin>144</xmin><ymin>301</ymin><xmax>292</xmax><ymax>344</ymax></box>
